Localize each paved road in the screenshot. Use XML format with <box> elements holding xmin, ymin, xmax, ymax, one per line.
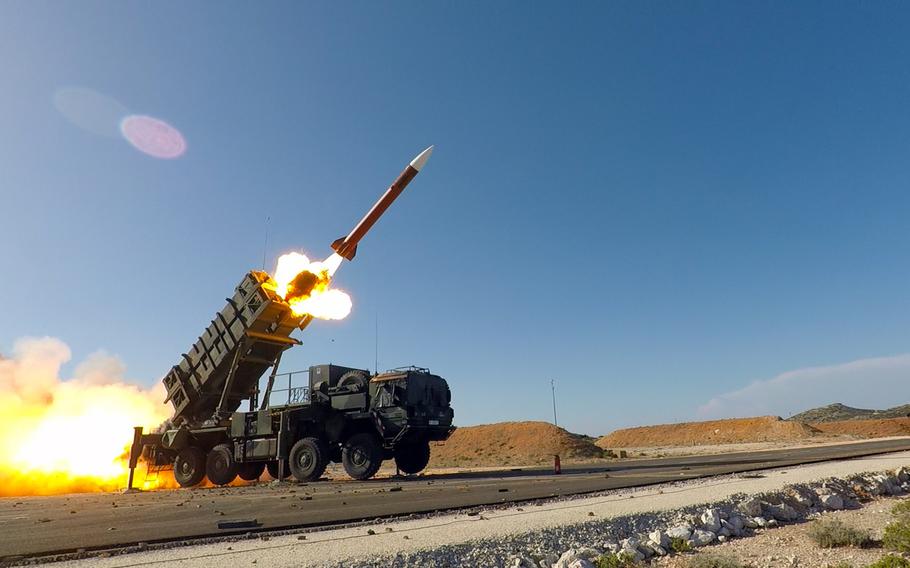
<box><xmin>2</xmin><ymin>438</ymin><xmax>908</xmax><ymax>560</ymax></box>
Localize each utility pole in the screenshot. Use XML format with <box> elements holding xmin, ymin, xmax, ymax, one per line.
<box><xmin>551</xmin><ymin>379</ymin><xmax>558</xmax><ymax>427</ymax></box>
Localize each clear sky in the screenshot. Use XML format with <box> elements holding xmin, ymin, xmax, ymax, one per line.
<box><xmin>2</xmin><ymin>2</ymin><xmax>909</xmax><ymax>435</ymax></box>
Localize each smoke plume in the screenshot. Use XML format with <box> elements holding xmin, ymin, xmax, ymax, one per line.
<box><xmin>0</xmin><ymin>337</ymin><xmax>168</xmax><ymax>496</ymax></box>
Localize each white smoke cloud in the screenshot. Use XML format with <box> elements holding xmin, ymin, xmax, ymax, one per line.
<box><xmin>697</xmin><ymin>353</ymin><xmax>910</xmax><ymax>419</ymax></box>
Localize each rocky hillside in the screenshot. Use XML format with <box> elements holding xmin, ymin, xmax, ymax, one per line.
<box><xmin>788</xmin><ymin>402</ymin><xmax>910</xmax><ymax>422</ymax></box>
<box><xmin>596</xmin><ymin>416</ymin><xmax>821</xmax><ymax>449</ymax></box>
<box><xmin>428</xmin><ymin>421</ymin><xmax>604</xmax><ymax>467</ymax></box>
<box><xmin>813</xmin><ymin>417</ymin><xmax>910</xmax><ymax>438</ymax></box>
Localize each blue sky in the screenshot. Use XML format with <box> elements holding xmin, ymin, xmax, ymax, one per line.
<box><xmin>1</xmin><ymin>2</ymin><xmax>909</xmax><ymax>435</ymax></box>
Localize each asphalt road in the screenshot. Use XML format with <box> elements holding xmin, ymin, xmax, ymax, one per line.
<box><xmin>2</xmin><ymin>438</ymin><xmax>909</xmax><ymax>560</ymax></box>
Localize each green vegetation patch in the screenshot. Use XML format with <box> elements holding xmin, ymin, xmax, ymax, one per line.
<box><xmin>595</xmin><ymin>553</ymin><xmax>642</xmax><ymax>568</ymax></box>
<box><xmin>670</xmin><ymin>536</ymin><xmax>693</xmax><ymax>553</ymax></box>
<box><xmin>808</xmin><ymin>518</ymin><xmax>873</xmax><ymax>548</ymax></box>
<box><xmin>884</xmin><ymin>498</ymin><xmax>910</xmax><ymax>553</ymax></box>
<box><xmin>866</xmin><ymin>556</ymin><xmax>910</xmax><ymax>568</ymax></box>
<box><xmin>685</xmin><ymin>553</ymin><xmax>746</xmax><ymax>568</ymax></box>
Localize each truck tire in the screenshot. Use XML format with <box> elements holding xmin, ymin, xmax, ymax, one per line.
<box><xmin>237</xmin><ymin>461</ymin><xmax>265</xmax><ymax>481</ymax></box>
<box><xmin>173</xmin><ymin>446</ymin><xmax>206</xmax><ymax>488</ymax></box>
<box><xmin>266</xmin><ymin>460</ymin><xmax>291</xmax><ymax>480</ymax></box>
<box><xmin>394</xmin><ymin>440</ymin><xmax>431</xmax><ymax>474</ymax></box>
<box><xmin>289</xmin><ymin>437</ymin><xmax>328</xmax><ymax>482</ymax></box>
<box><xmin>206</xmin><ymin>443</ymin><xmax>238</xmax><ymax>486</ymax></box>
<box><xmin>342</xmin><ymin>433</ymin><xmax>383</xmax><ymax>480</ymax></box>
<box><xmin>338</xmin><ymin>370</ymin><xmax>368</xmax><ymax>391</ymax></box>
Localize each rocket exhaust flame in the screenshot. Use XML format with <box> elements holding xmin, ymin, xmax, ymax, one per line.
<box><xmin>267</xmin><ymin>252</ymin><xmax>352</xmax><ymax>320</ymax></box>
<box><xmin>0</xmin><ymin>338</ymin><xmax>170</xmax><ymax>496</ymax></box>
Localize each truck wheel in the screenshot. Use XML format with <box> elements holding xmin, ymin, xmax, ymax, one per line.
<box><xmin>206</xmin><ymin>443</ymin><xmax>238</xmax><ymax>486</ymax></box>
<box><xmin>342</xmin><ymin>433</ymin><xmax>383</xmax><ymax>480</ymax></box>
<box><xmin>237</xmin><ymin>461</ymin><xmax>265</xmax><ymax>481</ymax></box>
<box><xmin>289</xmin><ymin>437</ymin><xmax>328</xmax><ymax>482</ymax></box>
<box><xmin>173</xmin><ymin>447</ymin><xmax>206</xmax><ymax>488</ymax></box>
<box><xmin>338</xmin><ymin>370</ymin><xmax>368</xmax><ymax>391</ymax></box>
<box><xmin>394</xmin><ymin>440</ymin><xmax>431</xmax><ymax>474</ymax></box>
<box><xmin>266</xmin><ymin>460</ymin><xmax>291</xmax><ymax>480</ymax></box>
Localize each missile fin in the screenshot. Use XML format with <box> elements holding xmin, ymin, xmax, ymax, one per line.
<box><xmin>331</xmin><ymin>237</ymin><xmax>357</xmax><ymax>260</ymax></box>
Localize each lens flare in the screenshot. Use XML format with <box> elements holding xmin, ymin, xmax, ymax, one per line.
<box><xmin>120</xmin><ymin>115</ymin><xmax>187</xmax><ymax>159</ymax></box>
<box><xmin>53</xmin><ymin>86</ymin><xmax>130</xmax><ymax>138</ymax></box>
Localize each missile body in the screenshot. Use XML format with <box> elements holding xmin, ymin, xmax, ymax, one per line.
<box><xmin>331</xmin><ymin>145</ymin><xmax>433</xmax><ymax>260</ymax></box>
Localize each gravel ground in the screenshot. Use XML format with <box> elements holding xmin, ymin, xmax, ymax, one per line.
<box><xmin>30</xmin><ymin>450</ymin><xmax>910</xmax><ymax>568</ymax></box>
<box><xmin>656</xmin><ymin>496</ymin><xmax>908</xmax><ymax>567</ymax></box>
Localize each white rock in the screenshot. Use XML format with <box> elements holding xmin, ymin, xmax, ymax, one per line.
<box><xmin>602</xmin><ymin>542</ymin><xmax>619</xmax><ymax>554</ymax></box>
<box><xmin>568</xmin><ymin>560</ymin><xmax>594</xmax><ymax>568</ymax></box>
<box><xmin>717</xmin><ymin>526</ymin><xmax>731</xmax><ymax>538</ymax></box>
<box><xmin>554</xmin><ymin>549</ymin><xmax>579</xmax><ymax>568</ymax></box>
<box><xmin>539</xmin><ymin>553</ymin><xmax>559</xmax><ymax>568</ymax></box>
<box><xmin>666</xmin><ymin>525</ymin><xmax>693</xmax><ymax>540</ymax></box>
<box><xmin>690</xmin><ymin>529</ymin><xmax>716</xmax><ymax>547</ymax></box>
<box><xmin>619</xmin><ymin>538</ymin><xmax>645</xmax><ymax>562</ymax></box>
<box><xmin>818</xmin><ymin>493</ymin><xmax>844</xmax><ymax>510</ymax></box>
<box><xmin>619</xmin><ymin>537</ymin><xmax>640</xmax><ymax>550</ymax></box>
<box><xmin>723</xmin><ymin>515</ymin><xmax>746</xmax><ymax>536</ymax></box>
<box><xmin>718</xmin><ymin>535</ymin><xmax>727</xmax><ymax>543</ymax></box>
<box><xmin>764</xmin><ymin>502</ymin><xmax>798</xmax><ymax>521</ymax></box>
<box><xmin>737</xmin><ymin>497</ymin><xmax>762</xmax><ymax>517</ymax></box>
<box><xmin>789</xmin><ymin>487</ymin><xmax>816</xmax><ymax>507</ymax></box>
<box><xmin>700</xmin><ymin>508</ymin><xmax>722</xmax><ymax>532</ymax></box>
<box><xmin>574</xmin><ymin>548</ymin><xmax>600</xmax><ymax>561</ymax></box>
<box><xmin>648</xmin><ymin>530</ymin><xmax>670</xmax><ymax>549</ymax></box>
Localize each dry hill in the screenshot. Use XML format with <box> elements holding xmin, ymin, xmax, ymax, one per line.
<box><xmin>789</xmin><ymin>403</ymin><xmax>910</xmax><ymax>423</ymax></box>
<box><xmin>429</xmin><ymin>421</ymin><xmax>604</xmax><ymax>467</ymax></box>
<box><xmin>596</xmin><ymin>416</ymin><xmax>821</xmax><ymax>449</ymax></box>
<box><xmin>812</xmin><ymin>417</ymin><xmax>910</xmax><ymax>438</ymax></box>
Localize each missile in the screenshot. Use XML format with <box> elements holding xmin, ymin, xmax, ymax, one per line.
<box><xmin>331</xmin><ymin>145</ymin><xmax>434</xmax><ymax>261</ymax></box>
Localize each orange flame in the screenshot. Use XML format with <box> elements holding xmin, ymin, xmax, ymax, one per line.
<box><xmin>267</xmin><ymin>252</ymin><xmax>352</xmax><ymax>320</ymax></box>
<box><xmin>0</xmin><ymin>338</ymin><xmax>171</xmax><ymax>496</ymax></box>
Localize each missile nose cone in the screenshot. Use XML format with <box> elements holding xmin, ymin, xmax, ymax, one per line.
<box><xmin>409</xmin><ymin>145</ymin><xmax>434</xmax><ymax>171</ymax></box>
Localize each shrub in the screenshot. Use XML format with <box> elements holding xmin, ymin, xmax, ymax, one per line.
<box><xmin>884</xmin><ymin>499</ymin><xmax>910</xmax><ymax>553</ymax></box>
<box><xmin>808</xmin><ymin>518</ymin><xmax>873</xmax><ymax>548</ymax></box>
<box><xmin>596</xmin><ymin>553</ymin><xmax>641</xmax><ymax>568</ymax></box>
<box><xmin>883</xmin><ymin>518</ymin><xmax>910</xmax><ymax>552</ymax></box>
<box><xmin>670</xmin><ymin>537</ymin><xmax>693</xmax><ymax>553</ymax></box>
<box><xmin>866</xmin><ymin>556</ymin><xmax>910</xmax><ymax>568</ymax></box>
<box><xmin>892</xmin><ymin>499</ymin><xmax>910</xmax><ymax>518</ymax></box>
<box><xmin>685</xmin><ymin>553</ymin><xmax>745</xmax><ymax>568</ymax></box>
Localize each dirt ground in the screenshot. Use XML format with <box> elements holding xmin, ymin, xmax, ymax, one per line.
<box><xmin>597</xmin><ymin>417</ymin><xmax>910</xmax><ymax>450</ymax></box>
<box><xmin>815</xmin><ymin>418</ymin><xmax>910</xmax><ymax>439</ymax></box>
<box><xmin>656</xmin><ymin>495</ymin><xmax>910</xmax><ymax>568</ymax></box>
<box><xmin>427</xmin><ymin>421</ymin><xmax>604</xmax><ymax>467</ymax></box>
<box><xmin>598</xmin><ymin>416</ymin><xmax>822</xmax><ymax>449</ymax></box>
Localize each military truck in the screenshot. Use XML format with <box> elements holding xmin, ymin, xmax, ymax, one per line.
<box><xmin>128</xmin><ymin>271</ymin><xmax>455</xmax><ymax>487</ymax></box>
